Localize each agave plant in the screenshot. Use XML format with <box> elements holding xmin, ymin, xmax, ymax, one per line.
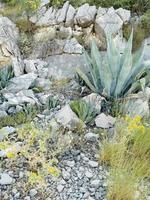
<box><xmin>76</xmin><ymin>31</ymin><xmax>150</xmax><ymax>99</ymax></box>
<box><xmin>0</xmin><ymin>66</ymin><xmax>14</xmax><ymax>90</ymax></box>
<box><xmin>70</xmin><ymin>99</ymin><xmax>97</xmax><ymax>124</ymax></box>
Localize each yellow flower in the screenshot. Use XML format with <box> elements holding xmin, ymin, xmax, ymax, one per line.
<box><xmin>47</xmin><ymin>166</ymin><xmax>60</xmax><ymax>177</ymax></box>
<box><xmin>6</xmin><ymin>152</ymin><xmax>16</xmax><ymax>159</ymax></box>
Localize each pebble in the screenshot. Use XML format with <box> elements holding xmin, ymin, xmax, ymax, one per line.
<box><xmin>29</xmin><ymin>189</ymin><xmax>37</xmax><ymax>197</ymax></box>
<box><xmin>91</xmin><ymin>180</ymin><xmax>101</xmax><ymax>188</ymax></box>
<box><xmin>62</xmin><ymin>170</ymin><xmax>70</xmax><ymax>181</ymax></box>
<box><xmin>89</xmin><ymin>160</ymin><xmax>99</xmax><ymax>168</ymax></box>
<box><xmin>57</xmin><ymin>184</ymin><xmax>64</xmax><ymax>192</ymax></box>
<box><xmin>84</xmin><ymin>132</ymin><xmax>99</xmax><ymax>142</ymax></box>
<box><xmin>0</xmin><ymin>173</ymin><xmax>13</xmax><ymax>185</ymax></box>
<box><xmin>85</xmin><ymin>171</ymin><xmax>93</xmax><ymax>179</ymax></box>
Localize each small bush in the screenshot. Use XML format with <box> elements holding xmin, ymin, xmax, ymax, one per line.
<box><xmin>101</xmin><ymin>116</ymin><xmax>150</xmax><ymax>200</ymax></box>
<box><xmin>0</xmin><ymin>104</ymin><xmax>38</xmax><ymax>129</ymax></box>
<box><xmin>141</xmin><ymin>9</ymin><xmax>150</xmax><ymax>37</ymax></box>
<box><xmin>70</xmin><ymin>99</ymin><xmax>97</xmax><ymax>124</ymax></box>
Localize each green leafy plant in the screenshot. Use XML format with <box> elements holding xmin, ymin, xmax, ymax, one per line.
<box><xmin>70</xmin><ymin>99</ymin><xmax>97</xmax><ymax>124</ymax></box>
<box><xmin>0</xmin><ymin>66</ymin><xmax>14</xmax><ymax>90</ymax></box>
<box><xmin>141</xmin><ymin>9</ymin><xmax>150</xmax><ymax>37</ymax></box>
<box><xmin>46</xmin><ymin>96</ymin><xmax>60</xmax><ymax>110</ymax></box>
<box><xmin>0</xmin><ymin>104</ymin><xmax>38</xmax><ymax>128</ymax></box>
<box><xmin>76</xmin><ymin>31</ymin><xmax>150</xmax><ymax>99</ymax></box>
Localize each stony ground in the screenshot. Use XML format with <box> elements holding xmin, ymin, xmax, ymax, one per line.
<box><xmin>0</xmin><ymin>128</ymin><xmax>108</xmax><ymax>200</ymax></box>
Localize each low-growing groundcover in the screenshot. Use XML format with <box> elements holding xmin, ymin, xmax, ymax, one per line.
<box><xmin>0</xmin><ymin>123</ymin><xmax>73</xmax><ymax>196</ymax></box>
<box><xmin>100</xmin><ymin>116</ymin><xmax>150</xmax><ymax>200</ymax></box>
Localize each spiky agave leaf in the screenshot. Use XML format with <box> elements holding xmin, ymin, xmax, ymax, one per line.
<box><xmin>106</xmin><ymin>32</ymin><xmax>121</xmax><ymax>96</ymax></box>
<box><xmin>76</xmin><ymin>30</ymin><xmax>150</xmax><ymax>99</ymax></box>
<box><xmin>114</xmin><ymin>30</ymin><xmax>133</xmax><ymax>98</ymax></box>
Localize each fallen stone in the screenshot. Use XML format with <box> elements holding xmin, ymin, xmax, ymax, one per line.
<box><xmin>55</xmin><ymin>105</ymin><xmax>84</xmax><ymax>130</ymax></box>
<box><xmin>0</xmin><ymin>173</ymin><xmax>13</xmax><ymax>185</ymax></box>
<box><xmin>0</xmin><ymin>126</ymin><xmax>15</xmax><ymax>141</ymax></box>
<box><xmin>89</xmin><ymin>160</ymin><xmax>99</xmax><ymax>168</ymax></box>
<box><xmin>84</xmin><ymin>132</ymin><xmax>99</xmax><ymax>142</ymax></box>
<box><xmin>95</xmin><ymin>113</ymin><xmax>116</xmax><ymax>128</ymax></box>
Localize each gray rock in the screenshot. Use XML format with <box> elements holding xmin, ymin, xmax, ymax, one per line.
<box><xmin>95</xmin><ymin>7</ymin><xmax>123</xmax><ymax>36</ymax></box>
<box><xmin>0</xmin><ymin>126</ymin><xmax>15</xmax><ymax>141</ymax></box>
<box><xmin>65</xmin><ymin>160</ymin><xmax>75</xmax><ymax>168</ymax></box>
<box><xmin>24</xmin><ymin>59</ymin><xmax>47</xmax><ymax>73</ymax></box>
<box><xmin>62</xmin><ymin>170</ymin><xmax>70</xmax><ymax>181</ymax></box>
<box><xmin>122</xmin><ymin>88</ymin><xmax>150</xmax><ymax>117</ymax></box>
<box><xmin>46</xmin><ymin>54</ymin><xmax>85</xmax><ymax>79</ymax></box>
<box><xmin>83</xmin><ymin>93</ymin><xmax>105</xmax><ymax>113</ymax></box>
<box><xmin>84</xmin><ymin>132</ymin><xmax>99</xmax><ymax>142</ymax></box>
<box><xmin>90</xmin><ymin>179</ymin><xmax>101</xmax><ymax>188</ymax></box>
<box><xmin>65</xmin><ymin>5</ymin><xmax>76</xmax><ymax>27</ymax></box>
<box><xmin>55</xmin><ymin>105</ymin><xmax>84</xmax><ymax>130</ymax></box>
<box><xmin>0</xmin><ymin>111</ymin><xmax>7</xmax><ymax>118</ymax></box>
<box><xmin>63</xmin><ymin>38</ymin><xmax>83</xmax><ymax>54</ymax></box>
<box><xmin>57</xmin><ymin>1</ymin><xmax>69</xmax><ymax>24</ymax></box>
<box><xmin>0</xmin><ymin>173</ymin><xmax>13</xmax><ymax>185</ymax></box>
<box><xmin>40</xmin><ymin>0</ymin><xmax>49</xmax><ymax>7</ymax></box>
<box><xmin>29</xmin><ymin>189</ymin><xmax>37</xmax><ymax>197</ymax></box>
<box><xmin>5</xmin><ymin>73</ymin><xmax>37</xmax><ymax>93</ymax></box>
<box><xmin>34</xmin><ymin>78</ymin><xmax>52</xmax><ymax>91</ymax></box>
<box><xmin>36</xmin><ymin>7</ymin><xmax>57</xmax><ymax>26</ymax></box>
<box><xmin>32</xmin><ymin>39</ymin><xmax>64</xmax><ymax>58</ymax></box>
<box><xmin>57</xmin><ymin>26</ymin><xmax>72</xmax><ymax>39</ymax></box>
<box><xmin>57</xmin><ymin>184</ymin><xmax>64</xmax><ymax>192</ymax></box>
<box><xmin>89</xmin><ymin>160</ymin><xmax>99</xmax><ymax>168</ymax></box>
<box><xmin>0</xmin><ymin>16</ymin><xmax>24</xmax><ymax>76</ymax></box>
<box><xmin>95</xmin><ymin>113</ymin><xmax>116</xmax><ymax>129</ymax></box>
<box><xmin>75</xmin><ymin>4</ymin><xmax>97</xmax><ymax>27</ymax></box>
<box><xmin>85</xmin><ymin>171</ymin><xmax>93</xmax><ymax>179</ymax></box>
<box><xmin>116</xmin><ymin>8</ymin><xmax>131</xmax><ymax>23</ymax></box>
<box><xmin>4</xmin><ymin>90</ymin><xmax>38</xmax><ymax>106</ymax></box>
<box><xmin>24</xmin><ymin>196</ymin><xmax>31</xmax><ymax>200</ymax></box>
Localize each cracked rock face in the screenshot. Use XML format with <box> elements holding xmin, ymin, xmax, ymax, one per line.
<box><xmin>0</xmin><ymin>16</ymin><xmax>24</xmax><ymax>76</ymax></box>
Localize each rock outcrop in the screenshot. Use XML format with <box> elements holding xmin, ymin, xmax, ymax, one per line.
<box><xmin>0</xmin><ymin>16</ymin><xmax>24</xmax><ymax>76</ymax></box>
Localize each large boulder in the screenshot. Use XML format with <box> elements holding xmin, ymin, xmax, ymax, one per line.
<box><xmin>3</xmin><ymin>90</ymin><xmax>38</xmax><ymax>106</ymax></box>
<box><xmin>0</xmin><ymin>17</ymin><xmax>24</xmax><ymax>76</ymax></box>
<box><xmin>46</xmin><ymin>54</ymin><xmax>85</xmax><ymax>80</ymax></box>
<box><xmin>36</xmin><ymin>7</ymin><xmax>57</xmax><ymax>26</ymax></box>
<box><xmin>74</xmin><ymin>4</ymin><xmax>97</xmax><ymax>28</ymax></box>
<box><xmin>95</xmin><ymin>7</ymin><xmax>123</xmax><ymax>36</ymax></box>
<box><xmin>65</xmin><ymin>4</ymin><xmax>76</xmax><ymax>27</ymax></box>
<box><xmin>56</xmin><ymin>1</ymin><xmax>70</xmax><ymax>24</ymax></box>
<box><xmin>3</xmin><ymin>73</ymin><xmax>37</xmax><ymax>93</ymax></box>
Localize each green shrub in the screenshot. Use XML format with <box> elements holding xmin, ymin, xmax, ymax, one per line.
<box><xmin>0</xmin><ymin>104</ymin><xmax>38</xmax><ymax>128</ymax></box>
<box><xmin>70</xmin><ymin>99</ymin><xmax>97</xmax><ymax>124</ymax></box>
<box><xmin>50</xmin><ymin>0</ymin><xmax>150</xmax><ymax>13</ymax></box>
<box><xmin>76</xmin><ymin>31</ymin><xmax>150</xmax><ymax>99</ymax></box>
<box><xmin>46</xmin><ymin>96</ymin><xmax>61</xmax><ymax>110</ymax></box>
<box><xmin>141</xmin><ymin>9</ymin><xmax>150</xmax><ymax>37</ymax></box>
